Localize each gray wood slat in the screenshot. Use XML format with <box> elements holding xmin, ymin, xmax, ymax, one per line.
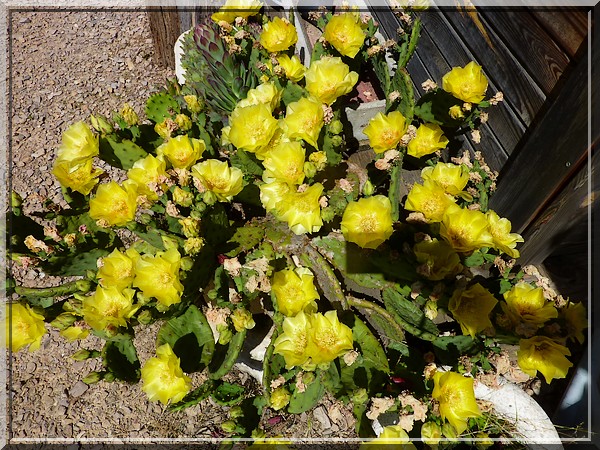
<box><xmin>531</xmin><ymin>9</ymin><xmax>589</xmax><ymax>59</ymax></box>
<box><xmin>488</xmin><ymin>39</ymin><xmax>594</xmax><ymax>232</ymax></box>
<box><xmin>480</xmin><ymin>9</ymin><xmax>570</xmax><ymax>96</ymax></box>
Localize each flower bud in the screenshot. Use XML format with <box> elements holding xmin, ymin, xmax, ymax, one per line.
<box><xmin>179</xmin><ymin>217</ymin><xmax>201</xmax><ymax>238</ymax></box>
<box><xmin>270</xmin><ymin>387</ymin><xmax>291</xmax><ymax>411</ymax></box>
<box><xmin>120</xmin><ymin>103</ymin><xmax>139</xmax><ymax>126</ymax></box>
<box><xmin>231</xmin><ymin>308</ymin><xmax>256</xmax><ymax>332</ymax></box>
<box><xmin>329</xmin><ymin>119</ymin><xmax>343</xmax><ymax>135</ymax></box>
<box><xmin>184</xmin><ymin>95</ymin><xmax>203</xmax><ymax>114</ymax></box>
<box><xmin>175</xmin><ymin>114</ymin><xmax>192</xmax><ymax>132</ymax></box>
<box><xmin>362</xmin><ymin>179</ymin><xmax>374</xmax><ymax>197</ymax></box>
<box><xmin>351</xmin><ymin>388</ymin><xmax>369</xmax><ymax>405</ymax></box>
<box><xmin>184</xmin><ymin>237</ymin><xmax>205</xmax><ymax>256</ymax></box>
<box><xmin>421</xmin><ymin>421</ymin><xmax>442</xmax><ymax>446</ymax></box>
<box><xmin>221</xmin><ymin>420</ymin><xmax>237</xmax><ymax>434</ymax></box>
<box><xmin>302</xmin><ymin>372</ymin><xmax>316</xmax><ymax>385</ymax></box>
<box><xmin>137</xmin><ymin>309</ymin><xmax>154</xmax><ymax>325</ymax></box>
<box><xmin>172</xmin><ymin>187</ymin><xmax>194</xmax><ymax>207</ymax></box>
<box><xmin>303</xmin><ymin>161</ymin><xmax>317</xmax><ymax>179</ymax></box>
<box><xmin>229</xmin><ymin>406</ymin><xmax>244</xmax><ymax>419</ymax></box>
<box><xmin>154</xmin><ymin>121</ymin><xmax>172</xmax><ymax>140</ymax></box>
<box><xmin>11</xmin><ymin>191</ymin><xmax>22</xmax><ymax>209</ymax></box>
<box><xmin>90</xmin><ymin>114</ymin><xmax>114</xmax><ymax>134</ymax></box>
<box><xmin>203</xmin><ymin>191</ymin><xmax>218</xmax><ymax>206</ymax></box>
<box><xmin>331</xmin><ymin>135</ymin><xmax>343</xmax><ymax>147</ymax></box>
<box><xmin>217</xmin><ymin>324</ymin><xmax>232</xmax><ymax>345</ymax></box>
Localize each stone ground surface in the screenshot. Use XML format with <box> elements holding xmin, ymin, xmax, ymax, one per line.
<box><xmin>8</xmin><ymin>9</ymin><xmax>356</xmax><ymax>441</ymax></box>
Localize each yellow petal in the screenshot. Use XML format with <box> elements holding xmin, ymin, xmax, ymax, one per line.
<box><xmin>324</xmin><ymin>13</ymin><xmax>366</xmax><ymax>58</ymax></box>
<box><xmin>141</xmin><ymin>343</ymin><xmax>192</xmax><ymax>404</ymax></box>
<box><xmin>341</xmin><ymin>195</ymin><xmax>394</xmax><ymax>249</ymax></box>
<box><xmin>442</xmin><ymin>61</ymin><xmax>488</xmax><ymax>104</ymax></box>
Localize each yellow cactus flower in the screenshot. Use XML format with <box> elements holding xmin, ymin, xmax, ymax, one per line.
<box><xmin>120</xmin><ymin>103</ymin><xmax>139</xmax><ymax>126</ymax></box>
<box><xmin>413</xmin><ymin>238</ymin><xmax>462</xmax><ymax>281</ymax></box>
<box><xmin>304</xmin><ymin>56</ymin><xmax>359</xmax><ymax>105</ymax></box>
<box><xmin>363</xmin><ymin>111</ymin><xmax>408</xmax><ymax>154</ymax></box>
<box><xmin>228</xmin><ymin>103</ymin><xmax>279</xmax><ymax>153</ymax></box>
<box><xmin>421</xmin><ymin>162</ymin><xmax>469</xmax><ymax>196</ymax></box>
<box><xmin>231</xmin><ymin>308</ymin><xmax>256</xmax><ymax>332</ymax></box>
<box><xmin>442</xmin><ymin>61</ymin><xmax>488</xmax><ymax>104</ymax></box>
<box><xmin>52</xmin><ymin>158</ymin><xmax>103</xmax><ymax>195</ymax></box>
<box><xmin>183</xmin><ymin>94</ymin><xmax>203</xmax><ymax>114</ymax></box>
<box><xmin>407</xmin><ymin>123</ymin><xmax>449</xmax><ymax>158</ymax></box>
<box><xmin>179</xmin><ymin>217</ymin><xmax>200</xmax><ymax>238</ymax></box>
<box><xmin>60</xmin><ymin>326</ymin><xmax>89</xmax><ymax>341</ymax></box>
<box><xmin>57</xmin><ymin>121</ymin><xmax>99</xmax><ymax>162</ymax></box>
<box><xmin>448</xmin><ymin>283</ymin><xmax>498</xmax><ymax>338</ymax></box>
<box><xmin>405</xmin><ymin>181</ymin><xmax>456</xmax><ymax>223</ymax></box>
<box><xmin>275</xmin><ymin>183</ymin><xmax>324</xmax><ymax>234</ymax></box>
<box><xmin>211</xmin><ymin>0</ymin><xmax>262</xmax><ymax>23</ymax></box>
<box><xmin>341</xmin><ymin>195</ymin><xmax>394</xmax><ymax>249</ymax></box>
<box><xmin>270</xmin><ymin>386</ymin><xmax>291</xmax><ymax>411</ymax></box>
<box><xmin>501</xmin><ymin>282</ymin><xmax>557</xmax><ymax>327</ymax></box>
<box><xmin>157</xmin><ymin>135</ymin><xmax>205</xmax><ymax>170</ymax></box>
<box><xmin>440</xmin><ymin>204</ymin><xmax>494</xmax><ymax>252</ymax></box>
<box><xmin>277</xmin><ymin>54</ymin><xmax>306</xmax><ymax>82</ymax></box>
<box><xmin>262</xmin><ymin>141</ymin><xmax>306</xmax><ymax>186</ymax></box>
<box><xmin>561</xmin><ymin>301</ymin><xmax>587</xmax><ymax>344</ymax></box>
<box><xmin>486</xmin><ymin>210</ymin><xmax>524</xmax><ymax>258</ymax></box>
<box><xmin>237</xmin><ymin>82</ymin><xmax>283</xmax><ymax>113</ymax></box>
<box><xmin>127</xmin><ymin>154</ymin><xmax>168</xmax><ymax>201</ymax></box>
<box><xmin>97</xmin><ymin>248</ymin><xmax>136</xmax><ymax>290</ymax></box>
<box><xmin>517</xmin><ymin>336</ymin><xmax>573</xmax><ymax>383</ymax></box>
<box><xmin>172</xmin><ymin>186</ymin><xmax>194</xmax><ymax>207</ymax></box>
<box><xmin>432</xmin><ymin>371</ymin><xmax>481</xmax><ymax>435</ymax></box>
<box><xmin>324</xmin><ymin>13</ymin><xmax>366</xmax><ymax>58</ymax></box>
<box><xmin>306</xmin><ymin>310</ymin><xmax>354</xmax><ymax>366</ymax></box>
<box><xmin>133</xmin><ymin>248</ymin><xmax>184</xmax><ymax>308</ymax></box>
<box><xmin>272</xmin><ymin>267</ymin><xmax>319</xmax><ymax>317</ymax></box>
<box><xmin>260</xmin><ymin>16</ymin><xmax>298</xmax><ymax>53</ymax></box>
<box><xmin>191</xmin><ymin>159</ymin><xmax>244</xmax><ymax>202</ymax></box>
<box><xmin>259</xmin><ymin>180</ymin><xmax>292</xmax><ymax>212</ymax></box>
<box><xmin>253</xmin><ymin>127</ymin><xmax>290</xmax><ymax>161</ymax></box>
<box><xmin>281</xmin><ymin>96</ymin><xmax>324</xmax><ymax>149</ymax></box>
<box><xmin>82</xmin><ymin>286</ymin><xmax>139</xmax><ymax>331</ymax></box>
<box><xmin>6</xmin><ymin>303</ymin><xmax>46</xmax><ymax>352</ymax></box>
<box><xmin>273</xmin><ymin>310</ymin><xmax>312</xmax><ymax>369</ymax></box>
<box><xmin>89</xmin><ymin>180</ymin><xmax>138</xmax><ymax>227</ymax></box>
<box><xmin>141</xmin><ymin>343</ymin><xmax>192</xmax><ymax>404</ymax></box>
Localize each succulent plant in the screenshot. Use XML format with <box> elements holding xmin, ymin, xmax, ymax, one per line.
<box><xmin>181</xmin><ymin>22</ymin><xmax>259</xmax><ymax>118</ymax></box>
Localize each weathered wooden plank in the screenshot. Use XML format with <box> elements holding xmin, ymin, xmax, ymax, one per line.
<box><xmin>480</xmin><ymin>9</ymin><xmax>570</xmax><ymax>96</ymax></box>
<box><xmin>488</xmin><ymin>39</ymin><xmax>593</xmax><ymax>233</ymax></box>
<box><xmin>147</xmin><ymin>8</ymin><xmax>181</xmax><ymax>68</ymax></box>
<box><xmin>531</xmin><ymin>9</ymin><xmax>589</xmax><ymax>59</ymax></box>
<box><xmin>518</xmin><ymin>149</ymin><xmax>597</xmax><ymax>266</ymax></box>
<box><xmin>441</xmin><ymin>9</ymin><xmax>546</xmax><ymax>127</ymax></box>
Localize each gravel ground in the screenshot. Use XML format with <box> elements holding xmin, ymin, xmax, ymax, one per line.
<box><xmin>8</xmin><ymin>9</ymin><xmax>356</xmax><ymax>441</ymax></box>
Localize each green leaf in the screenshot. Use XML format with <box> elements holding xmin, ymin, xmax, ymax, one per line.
<box><xmin>99</xmin><ymin>136</ymin><xmax>148</xmax><ymax>170</ymax></box>
<box><xmin>230</xmin><ymin>149</ymin><xmax>263</xmax><ymax>177</ymax></box>
<box><xmin>225</xmin><ymin>226</ymin><xmax>265</xmax><ymax>258</ymax></box>
<box><xmin>102</xmin><ymin>338</ymin><xmax>141</xmax><ymax>382</ymax></box>
<box><xmin>347</xmin><ymin>313</ymin><xmax>389</xmax><ymax>373</ymax></box>
<box><xmin>145</xmin><ymin>92</ymin><xmax>180</xmax><ymax>123</ymax></box>
<box><xmin>169</xmin><ymin>379</ymin><xmax>216</xmax><ymax>411</ymax></box>
<box><xmin>203</xmin><ymin>203</ymin><xmax>233</xmax><ymax>246</ymax></box>
<box><xmin>383</xmin><ymin>288</ymin><xmax>439</xmax><ymax>340</ymax></box>
<box><xmin>209</xmin><ymin>329</ymin><xmax>246</xmax><ymax>380</ymax></box>
<box><xmin>287</xmin><ymin>373</ymin><xmax>326</xmax><ymax>414</ymax></box>
<box><xmin>414</xmin><ymin>90</ymin><xmax>464</xmax><ymax>127</ymax></box>
<box><xmin>156</xmin><ymin>305</ymin><xmax>215</xmax><ymax>373</ymax></box>
<box><xmin>46</xmin><ymin>248</ymin><xmax>110</xmax><ymax>276</ymax></box>
<box><xmin>499</xmin><ymin>279</ymin><xmax>512</xmax><ymax>295</ymax></box>
<box><xmin>212</xmin><ymin>381</ymin><xmax>245</xmax><ymax>406</ymax></box>
<box><xmin>463</xmin><ymin>250</ymin><xmax>485</xmax><ymax>267</ymax></box>
<box><xmin>281</xmin><ymin>82</ymin><xmax>306</xmax><ymax>106</ymax></box>
<box><xmin>432</xmin><ymin>335</ymin><xmax>481</xmax><ymax>365</ymax></box>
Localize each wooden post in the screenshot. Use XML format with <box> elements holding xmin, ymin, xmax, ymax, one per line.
<box><xmin>147</xmin><ymin>7</ymin><xmax>182</xmax><ymax>68</ymax></box>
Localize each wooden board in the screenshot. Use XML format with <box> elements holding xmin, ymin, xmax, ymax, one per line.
<box><xmin>531</xmin><ymin>9</ymin><xmax>589</xmax><ymax>60</ymax></box>
<box><xmin>488</xmin><ymin>41</ymin><xmax>594</xmax><ymax>232</ymax></box>
<box><xmin>147</xmin><ymin>8</ymin><xmax>181</xmax><ymax>68</ymax></box>
<box><xmin>480</xmin><ymin>9</ymin><xmax>570</xmax><ymax>96</ymax></box>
